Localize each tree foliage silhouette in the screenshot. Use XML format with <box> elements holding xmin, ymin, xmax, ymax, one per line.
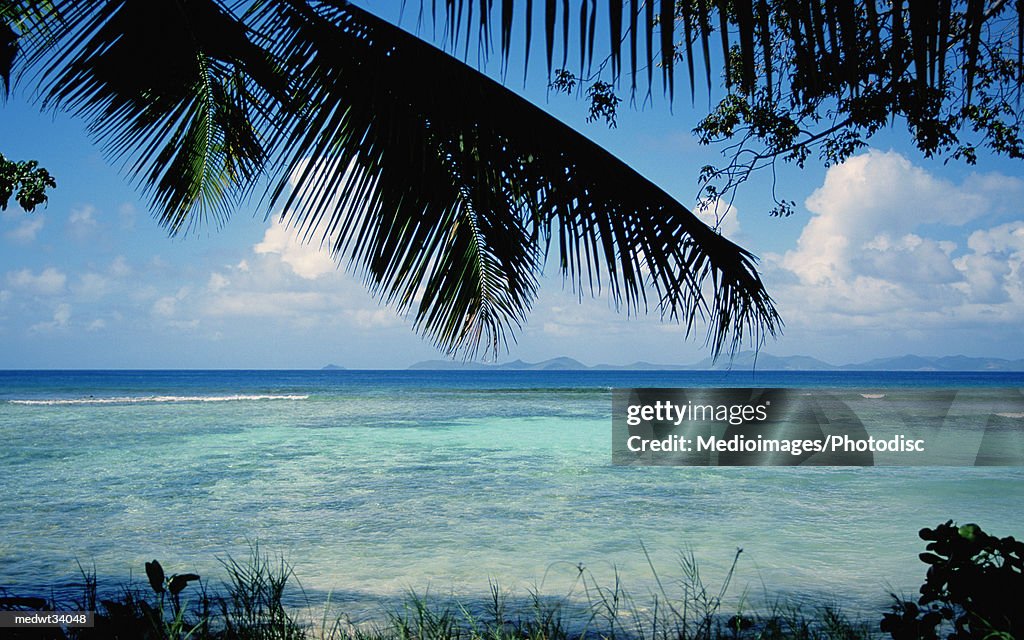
<box><xmin>0</xmin><ymin>0</ymin><xmax>780</xmax><ymax>359</ymax></box>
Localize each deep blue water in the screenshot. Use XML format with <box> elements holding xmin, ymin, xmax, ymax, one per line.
<box><xmin>4</xmin><ymin>368</ymin><xmax>1024</xmax><ymax>393</ymax></box>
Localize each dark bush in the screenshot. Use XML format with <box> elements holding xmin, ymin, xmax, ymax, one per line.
<box><xmin>880</xmin><ymin>521</ymin><xmax>1024</xmax><ymax>640</ymax></box>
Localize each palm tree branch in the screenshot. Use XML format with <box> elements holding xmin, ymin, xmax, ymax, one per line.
<box><xmin>12</xmin><ymin>0</ymin><xmax>282</xmax><ymax>232</ymax></box>
<box><xmin>255</xmin><ymin>0</ymin><xmax>778</xmax><ymax>358</ymax></box>
<box><xmin>5</xmin><ymin>0</ymin><xmax>780</xmax><ymax>358</ymax></box>
<box><xmin>425</xmin><ymin>0</ymin><xmax>1024</xmax><ymax>103</ymax></box>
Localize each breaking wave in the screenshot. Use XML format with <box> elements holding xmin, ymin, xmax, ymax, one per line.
<box><xmin>7</xmin><ymin>394</ymin><xmax>310</xmax><ymax>406</ymax></box>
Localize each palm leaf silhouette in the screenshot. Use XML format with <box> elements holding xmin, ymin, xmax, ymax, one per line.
<box><xmin>4</xmin><ymin>0</ymin><xmax>780</xmax><ymax>358</ymax></box>
<box><xmin>426</xmin><ymin>0</ymin><xmax>1024</xmax><ymax>102</ymax></box>
<box><xmin>12</xmin><ymin>0</ymin><xmax>285</xmax><ymax>232</ymax></box>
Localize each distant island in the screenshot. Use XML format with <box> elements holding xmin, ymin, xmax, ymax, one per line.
<box><xmin>401</xmin><ymin>352</ymin><xmax>1024</xmax><ymax>372</ymax></box>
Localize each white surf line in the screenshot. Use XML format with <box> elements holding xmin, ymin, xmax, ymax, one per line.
<box><xmin>7</xmin><ymin>394</ymin><xmax>310</xmax><ymax>405</ymax></box>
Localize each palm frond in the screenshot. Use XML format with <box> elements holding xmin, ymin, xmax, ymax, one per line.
<box><xmin>1</xmin><ymin>21</ymin><xmax>15</xmax><ymax>95</ymax></box>
<box><xmin>428</xmin><ymin>1</ymin><xmax>1024</xmax><ymax>102</ymax></box>
<box><xmin>1</xmin><ymin>0</ymin><xmax>53</xmax><ymax>96</ymax></box>
<box><xmin>0</xmin><ymin>0</ymin><xmax>16</xmax><ymax>97</ymax></box>
<box><xmin>16</xmin><ymin>0</ymin><xmax>286</xmax><ymax>233</ymax></box>
<box><xmin>254</xmin><ymin>1</ymin><xmax>778</xmax><ymax>358</ymax></box>
<box><xmin>6</xmin><ymin>0</ymin><xmax>780</xmax><ymax>359</ymax></box>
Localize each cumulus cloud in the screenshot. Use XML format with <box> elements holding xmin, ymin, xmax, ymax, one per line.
<box><xmin>121</xmin><ymin>213</ymin><xmax>413</xmax><ymax>339</ymax></box>
<box><xmin>538</xmin><ymin>303</ymin><xmax>633</xmax><ymax>338</ymax></box>
<box><xmin>30</xmin><ymin>303</ymin><xmax>72</xmax><ymax>332</ymax></box>
<box><xmin>6</xmin><ymin>267</ymin><xmax>67</xmax><ymax>295</ymax></box>
<box><xmin>152</xmin><ymin>297</ymin><xmax>178</xmax><ymax>317</ymax></box>
<box><xmin>766</xmin><ymin>150</ymin><xmax>1024</xmax><ymax>338</ymax></box>
<box><xmin>5</xmin><ymin>215</ymin><xmax>45</xmax><ymax>243</ymax></box>
<box><xmin>72</xmin><ymin>272</ymin><xmax>112</xmax><ymax>301</ymax></box>
<box><xmin>253</xmin><ymin>218</ymin><xmax>337</xmax><ymax>280</ymax></box>
<box><xmin>69</xmin><ymin>206</ymin><xmax>95</xmax><ymax>225</ymax></box>
<box><xmin>151</xmin><ymin>287</ymin><xmax>190</xmax><ymax>318</ymax></box>
<box><xmin>166</xmin><ymin>319</ymin><xmax>200</xmax><ymax>331</ymax></box>
<box><xmin>118</xmin><ymin>203</ymin><xmax>137</xmax><ymax>230</ymax></box>
<box><xmin>67</xmin><ymin>205</ymin><xmax>99</xmax><ymax>239</ymax></box>
<box><xmin>207</xmin><ymin>272</ymin><xmax>230</xmax><ymax>292</ymax></box>
<box><xmin>952</xmin><ymin>222</ymin><xmax>1024</xmax><ymax>305</ymax></box>
<box><xmin>203</xmin><ymin>291</ymin><xmax>341</xmax><ymax>317</ymax></box>
<box><xmin>695</xmin><ymin>199</ymin><xmax>741</xmax><ymax>237</ymax></box>
<box><xmin>782</xmin><ymin>151</ymin><xmax>999</xmax><ymax>286</ymax></box>
<box><xmin>345</xmin><ymin>308</ymin><xmax>404</xmax><ymax>329</ymax></box>
<box><xmin>109</xmin><ymin>256</ymin><xmax>132</xmax><ymax>278</ymax></box>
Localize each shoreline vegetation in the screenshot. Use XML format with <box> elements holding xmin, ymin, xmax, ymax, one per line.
<box><xmin>0</xmin><ymin>547</ymin><xmax>874</xmax><ymax>640</ymax></box>
<box><xmin>2</xmin><ymin>523</ymin><xmax>1020</xmax><ymax>640</ymax></box>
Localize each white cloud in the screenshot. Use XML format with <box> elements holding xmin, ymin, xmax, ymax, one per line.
<box><xmin>952</xmin><ymin>222</ymin><xmax>1024</xmax><ymax>305</ymax></box>
<box><xmin>67</xmin><ymin>205</ymin><xmax>99</xmax><ymax>239</ymax></box>
<box><xmin>69</xmin><ymin>205</ymin><xmax>96</xmax><ymax>226</ymax></box>
<box><xmin>167</xmin><ymin>319</ymin><xmax>200</xmax><ymax>331</ymax></box>
<box><xmin>203</xmin><ymin>291</ymin><xmax>342</xmax><ymax>318</ymax></box>
<box><xmin>345</xmin><ymin>308</ymin><xmax>403</xmax><ymax>330</ymax></box>
<box><xmin>538</xmin><ymin>304</ymin><xmax>630</xmax><ymax>338</ymax></box>
<box><xmin>140</xmin><ymin>226</ymin><xmax>416</xmax><ymax>336</ymax></box>
<box><xmin>72</xmin><ymin>272</ymin><xmax>112</xmax><ymax>301</ymax></box>
<box><xmin>5</xmin><ymin>215</ymin><xmax>45</xmax><ymax>243</ymax></box>
<box><xmin>208</xmin><ymin>272</ymin><xmax>230</xmax><ymax>292</ymax></box>
<box><xmin>87</xmin><ymin>318</ymin><xmax>107</xmax><ymax>332</ymax></box>
<box><xmin>804</xmin><ymin>150</ymin><xmax>999</xmax><ymax>226</ymax></box>
<box><xmin>781</xmin><ymin>150</ymin><xmax>1004</xmax><ymax>287</ymax></box>
<box><xmin>856</xmin><ymin>233</ymin><xmax>960</xmax><ymax>285</ymax></box>
<box><xmin>253</xmin><ymin>219</ymin><xmax>337</xmax><ymax>280</ymax></box>
<box><xmin>118</xmin><ymin>203</ymin><xmax>137</xmax><ymax>229</ymax></box>
<box><xmin>152</xmin><ymin>296</ymin><xmax>178</xmax><ymax>317</ymax></box>
<box><xmin>152</xmin><ymin>287</ymin><xmax>190</xmax><ymax>318</ymax></box>
<box><xmin>6</xmin><ymin>267</ymin><xmax>67</xmax><ymax>295</ymax></box>
<box><xmin>109</xmin><ymin>256</ymin><xmax>132</xmax><ymax>278</ymax></box>
<box><xmin>766</xmin><ymin>151</ymin><xmax>1024</xmax><ymax>338</ymax></box>
<box><xmin>695</xmin><ymin>199</ymin><xmax>741</xmax><ymax>237</ymax></box>
<box><xmin>53</xmin><ymin>303</ymin><xmax>71</xmax><ymax>325</ymax></box>
<box><xmin>30</xmin><ymin>303</ymin><xmax>72</xmax><ymax>332</ymax></box>
<box><xmin>542</xmin><ymin>321</ymin><xmax>578</xmax><ymax>337</ymax></box>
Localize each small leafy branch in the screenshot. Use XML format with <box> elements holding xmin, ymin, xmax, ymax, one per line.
<box><xmin>140</xmin><ymin>559</ymin><xmax>205</xmax><ymax>640</ymax></box>
<box><xmin>0</xmin><ymin>152</ymin><xmax>55</xmax><ymax>213</ymax></box>
<box><xmin>146</xmin><ymin>559</ymin><xmax>202</xmax><ymax>618</ymax></box>
<box><xmin>881</xmin><ymin>521</ymin><xmax>1024</xmax><ymax>640</ymax></box>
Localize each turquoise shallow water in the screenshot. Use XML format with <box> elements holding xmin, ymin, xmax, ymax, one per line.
<box><xmin>1</xmin><ymin>370</ymin><xmax>1022</xmax><ymax>622</ymax></box>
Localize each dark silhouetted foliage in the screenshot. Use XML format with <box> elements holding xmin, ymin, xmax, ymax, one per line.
<box><xmin>0</xmin><ymin>153</ymin><xmax>55</xmax><ymax>213</ymax></box>
<box><xmin>544</xmin><ymin>2</ymin><xmax>1024</xmax><ymax>217</ymax></box>
<box><xmin>881</xmin><ymin>521</ymin><xmax>1024</xmax><ymax>640</ymax></box>
<box><xmin>0</xmin><ymin>0</ymin><xmax>780</xmax><ymax>360</ymax></box>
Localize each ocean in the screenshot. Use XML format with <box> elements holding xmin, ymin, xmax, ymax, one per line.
<box><xmin>1</xmin><ymin>369</ymin><xmax>1023</xmax><ymax>624</ymax></box>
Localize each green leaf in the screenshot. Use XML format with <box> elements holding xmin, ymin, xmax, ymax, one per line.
<box><xmin>144</xmin><ymin>560</ymin><xmax>165</xmax><ymax>595</ymax></box>
<box><xmin>0</xmin><ymin>153</ymin><xmax>56</xmax><ymax>212</ymax></box>
<box><xmin>167</xmin><ymin>573</ymin><xmax>200</xmax><ymax>596</ymax></box>
<box><xmin>919</xmin><ymin>552</ymin><xmax>943</xmax><ymax>565</ymax></box>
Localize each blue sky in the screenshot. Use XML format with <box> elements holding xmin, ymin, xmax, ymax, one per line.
<box><xmin>2</xmin><ymin>4</ymin><xmax>1024</xmax><ymax>369</ymax></box>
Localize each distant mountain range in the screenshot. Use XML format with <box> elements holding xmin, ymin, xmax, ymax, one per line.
<box><xmin>399</xmin><ymin>352</ymin><xmax>1024</xmax><ymax>372</ymax></box>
